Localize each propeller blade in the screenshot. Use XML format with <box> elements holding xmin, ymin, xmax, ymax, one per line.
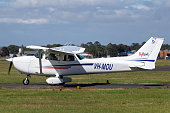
<box><xmin>8</xmin><ymin>62</ymin><xmax>13</xmax><ymax>75</ymax></box>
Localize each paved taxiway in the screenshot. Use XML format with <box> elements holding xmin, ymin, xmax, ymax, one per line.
<box><xmin>154</xmin><ymin>65</ymin><xmax>170</xmax><ymax>71</ymax></box>
<box><xmin>1</xmin><ymin>83</ymin><xmax>170</xmax><ymax>89</ymax></box>
<box><xmin>1</xmin><ymin>65</ymin><xmax>170</xmax><ymax>89</ymax></box>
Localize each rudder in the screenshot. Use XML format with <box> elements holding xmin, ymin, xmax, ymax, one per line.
<box><xmin>129</xmin><ymin>37</ymin><xmax>164</xmax><ymax>69</ymax></box>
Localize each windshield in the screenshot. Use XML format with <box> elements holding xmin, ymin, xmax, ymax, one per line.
<box><xmin>34</xmin><ymin>51</ymin><xmax>44</xmax><ymax>58</ymax></box>
<box><xmin>76</xmin><ymin>54</ymin><xmax>85</xmax><ymax>60</ymax></box>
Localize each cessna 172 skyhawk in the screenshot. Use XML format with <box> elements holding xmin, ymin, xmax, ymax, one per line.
<box><xmin>6</xmin><ymin>37</ymin><xmax>164</xmax><ymax>85</ymax></box>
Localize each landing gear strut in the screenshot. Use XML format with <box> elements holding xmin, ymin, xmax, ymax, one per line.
<box><xmin>23</xmin><ymin>75</ymin><xmax>30</xmax><ymax>85</ymax></box>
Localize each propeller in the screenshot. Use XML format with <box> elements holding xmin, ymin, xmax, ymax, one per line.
<box><xmin>8</xmin><ymin>61</ymin><xmax>13</xmax><ymax>75</ymax></box>
<box><xmin>6</xmin><ymin>58</ymin><xmax>13</xmax><ymax>75</ymax></box>
<box><xmin>7</xmin><ymin>54</ymin><xmax>17</xmax><ymax>75</ymax></box>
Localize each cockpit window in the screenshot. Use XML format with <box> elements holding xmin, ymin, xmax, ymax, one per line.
<box><xmin>46</xmin><ymin>53</ymin><xmax>59</xmax><ymax>60</ymax></box>
<box><xmin>63</xmin><ymin>55</ymin><xmax>75</xmax><ymax>61</ymax></box>
<box><xmin>68</xmin><ymin>55</ymin><xmax>75</xmax><ymax>61</ymax></box>
<box><xmin>76</xmin><ymin>54</ymin><xmax>85</xmax><ymax>60</ymax></box>
<box><xmin>45</xmin><ymin>53</ymin><xmax>75</xmax><ymax>61</ymax></box>
<box><xmin>34</xmin><ymin>51</ymin><xmax>44</xmax><ymax>59</ymax></box>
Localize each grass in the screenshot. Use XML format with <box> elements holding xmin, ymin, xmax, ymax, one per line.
<box><xmin>156</xmin><ymin>59</ymin><xmax>170</xmax><ymax>66</ymax></box>
<box><xmin>0</xmin><ymin>89</ymin><xmax>170</xmax><ymax>113</ymax></box>
<box><xmin>0</xmin><ymin>59</ymin><xmax>170</xmax><ymax>113</ymax></box>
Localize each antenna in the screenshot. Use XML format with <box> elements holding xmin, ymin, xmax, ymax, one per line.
<box><xmin>64</xmin><ymin>42</ymin><xmax>68</xmax><ymax>46</ymax></box>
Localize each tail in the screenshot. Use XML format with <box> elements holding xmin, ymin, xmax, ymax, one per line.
<box><xmin>128</xmin><ymin>37</ymin><xmax>164</xmax><ymax>70</ymax></box>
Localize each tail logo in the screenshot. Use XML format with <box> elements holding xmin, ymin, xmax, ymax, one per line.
<box><xmin>152</xmin><ymin>40</ymin><xmax>155</xmax><ymax>44</ymax></box>
<box><xmin>139</xmin><ymin>52</ymin><xmax>149</xmax><ymax>57</ymax></box>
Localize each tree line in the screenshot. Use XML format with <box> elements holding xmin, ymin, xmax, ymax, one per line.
<box><xmin>81</xmin><ymin>41</ymin><xmax>170</xmax><ymax>58</ymax></box>
<box><xmin>81</xmin><ymin>41</ymin><xmax>144</xmax><ymax>58</ymax></box>
<box><xmin>1</xmin><ymin>42</ymin><xmax>170</xmax><ymax>57</ymax></box>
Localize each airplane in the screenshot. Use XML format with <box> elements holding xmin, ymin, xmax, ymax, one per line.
<box><xmin>6</xmin><ymin>37</ymin><xmax>164</xmax><ymax>85</ymax></box>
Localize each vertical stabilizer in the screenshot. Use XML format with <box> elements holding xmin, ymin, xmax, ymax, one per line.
<box><xmin>129</xmin><ymin>37</ymin><xmax>164</xmax><ymax>69</ymax></box>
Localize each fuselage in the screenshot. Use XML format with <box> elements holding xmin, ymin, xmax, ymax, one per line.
<box><xmin>12</xmin><ymin>55</ymin><xmax>133</xmax><ymax>76</ymax></box>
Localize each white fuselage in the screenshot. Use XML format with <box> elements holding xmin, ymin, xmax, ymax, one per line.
<box><xmin>12</xmin><ymin>55</ymin><xmax>133</xmax><ymax>76</ymax></box>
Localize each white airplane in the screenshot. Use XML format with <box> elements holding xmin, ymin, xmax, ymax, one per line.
<box><xmin>6</xmin><ymin>37</ymin><xmax>164</xmax><ymax>85</ymax></box>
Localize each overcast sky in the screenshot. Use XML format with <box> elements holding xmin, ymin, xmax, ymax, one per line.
<box><xmin>0</xmin><ymin>0</ymin><xmax>169</xmax><ymax>46</ymax></box>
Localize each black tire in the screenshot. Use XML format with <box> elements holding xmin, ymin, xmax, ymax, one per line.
<box><xmin>23</xmin><ymin>78</ymin><xmax>29</xmax><ymax>85</ymax></box>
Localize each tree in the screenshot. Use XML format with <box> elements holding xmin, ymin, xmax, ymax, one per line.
<box><xmin>130</xmin><ymin>43</ymin><xmax>141</xmax><ymax>50</ymax></box>
<box><xmin>8</xmin><ymin>45</ymin><xmax>19</xmax><ymax>54</ymax></box>
<box><xmin>141</xmin><ymin>42</ymin><xmax>146</xmax><ymax>46</ymax></box>
<box><xmin>115</xmin><ymin>44</ymin><xmax>129</xmax><ymax>56</ymax></box>
<box><xmin>94</xmin><ymin>41</ymin><xmax>101</xmax><ymax>47</ymax></box>
<box><xmin>94</xmin><ymin>41</ymin><xmax>102</xmax><ymax>57</ymax></box>
<box><xmin>81</xmin><ymin>43</ymin><xmax>89</xmax><ymax>53</ymax></box>
<box><xmin>1</xmin><ymin>47</ymin><xmax>9</xmax><ymax>57</ymax></box>
<box><xmin>161</xmin><ymin>44</ymin><xmax>170</xmax><ymax>50</ymax></box>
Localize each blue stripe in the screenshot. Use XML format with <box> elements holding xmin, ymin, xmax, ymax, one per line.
<box><xmin>130</xmin><ymin>60</ymin><xmax>155</xmax><ymax>62</ymax></box>
<box><xmin>81</xmin><ymin>63</ymin><xmax>94</xmax><ymax>66</ymax></box>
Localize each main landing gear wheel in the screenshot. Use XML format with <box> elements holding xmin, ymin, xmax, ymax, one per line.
<box><xmin>23</xmin><ymin>78</ymin><xmax>30</xmax><ymax>85</ymax></box>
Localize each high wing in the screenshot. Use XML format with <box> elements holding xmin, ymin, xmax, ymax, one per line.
<box><xmin>26</xmin><ymin>45</ymin><xmax>49</xmax><ymax>50</ymax></box>
<box><xmin>26</xmin><ymin>45</ymin><xmax>85</xmax><ymax>54</ymax></box>
<box><xmin>52</xmin><ymin>46</ymin><xmax>85</xmax><ymax>54</ymax></box>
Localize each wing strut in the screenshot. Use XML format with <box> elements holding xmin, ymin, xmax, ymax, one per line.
<box><xmin>38</xmin><ymin>50</ymin><xmax>43</xmax><ymax>74</ymax></box>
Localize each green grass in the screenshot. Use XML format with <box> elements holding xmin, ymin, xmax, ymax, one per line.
<box><xmin>0</xmin><ymin>60</ymin><xmax>170</xmax><ymax>113</ymax></box>
<box><xmin>0</xmin><ymin>89</ymin><xmax>170</xmax><ymax>113</ymax></box>
<box><xmin>156</xmin><ymin>59</ymin><xmax>170</xmax><ymax>66</ymax></box>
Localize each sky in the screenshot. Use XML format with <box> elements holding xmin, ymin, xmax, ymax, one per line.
<box><xmin>0</xmin><ymin>0</ymin><xmax>169</xmax><ymax>46</ymax></box>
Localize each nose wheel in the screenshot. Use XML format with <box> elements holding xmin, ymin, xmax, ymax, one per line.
<box><xmin>23</xmin><ymin>78</ymin><xmax>29</xmax><ymax>85</ymax></box>
<box><xmin>23</xmin><ymin>75</ymin><xmax>30</xmax><ymax>85</ymax></box>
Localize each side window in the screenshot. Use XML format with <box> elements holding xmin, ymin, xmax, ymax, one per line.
<box><xmin>63</xmin><ymin>55</ymin><xmax>67</xmax><ymax>61</ymax></box>
<box><xmin>68</xmin><ymin>55</ymin><xmax>75</xmax><ymax>61</ymax></box>
<box><xmin>45</xmin><ymin>53</ymin><xmax>75</xmax><ymax>61</ymax></box>
<box><xmin>62</xmin><ymin>55</ymin><xmax>75</xmax><ymax>61</ymax></box>
<box><xmin>46</xmin><ymin>53</ymin><xmax>59</xmax><ymax>60</ymax></box>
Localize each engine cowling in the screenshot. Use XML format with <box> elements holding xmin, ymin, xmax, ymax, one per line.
<box><xmin>46</xmin><ymin>77</ymin><xmax>72</xmax><ymax>85</ymax></box>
